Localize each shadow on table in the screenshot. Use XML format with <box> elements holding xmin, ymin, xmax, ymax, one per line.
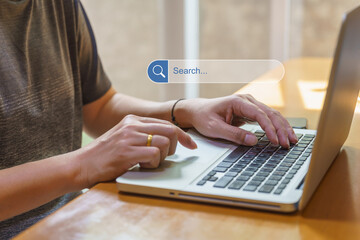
<box><xmin>301</xmin><ymin>148</ymin><xmax>358</xmax><ymax>222</ymax></box>
<box><xmin>299</xmin><ymin>147</ymin><xmax>360</xmax><ymax>239</ymax></box>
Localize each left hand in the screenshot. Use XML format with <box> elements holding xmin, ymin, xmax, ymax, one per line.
<box><xmin>175</xmin><ymin>94</ymin><xmax>298</xmax><ymax>148</ymax></box>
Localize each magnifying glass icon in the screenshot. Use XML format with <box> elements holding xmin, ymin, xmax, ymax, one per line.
<box><xmin>152</xmin><ymin>65</ymin><xmax>166</xmax><ymax>78</ymax></box>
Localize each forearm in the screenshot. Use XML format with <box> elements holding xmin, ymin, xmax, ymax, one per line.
<box><xmin>0</xmin><ymin>151</ymin><xmax>84</xmax><ymax>221</ymax></box>
<box><xmin>84</xmin><ymin>90</ymin><xmax>194</xmax><ymax>138</ymax></box>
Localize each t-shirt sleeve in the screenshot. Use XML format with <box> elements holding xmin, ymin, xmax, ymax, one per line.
<box><xmin>76</xmin><ymin>1</ymin><xmax>112</xmax><ymax>105</ymax></box>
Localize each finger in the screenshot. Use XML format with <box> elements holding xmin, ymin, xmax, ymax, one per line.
<box><xmin>137</xmin><ymin>122</ymin><xmax>197</xmax><ymax>151</ymax></box>
<box><xmin>211</xmin><ymin>119</ymin><xmax>258</xmax><ymax>146</ymax></box>
<box><xmin>136</xmin><ymin>146</ymin><xmax>162</xmax><ymax>169</ymax></box>
<box><xmin>233</xmin><ymin>100</ymin><xmax>280</xmax><ymax>145</ymax></box>
<box><xmin>135</xmin><ymin>116</ymin><xmax>198</xmax><ymax>150</ymax></box>
<box><xmin>142</xmin><ymin>133</ymin><xmax>171</xmax><ymax>160</ymax></box>
<box><xmin>246</xmin><ymin>97</ymin><xmax>298</xmax><ymax>145</ymax></box>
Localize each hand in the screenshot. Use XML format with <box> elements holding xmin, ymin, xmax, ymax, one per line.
<box><xmin>176</xmin><ymin>94</ymin><xmax>298</xmax><ymax>148</ymax></box>
<box><xmin>77</xmin><ymin>114</ymin><xmax>197</xmax><ymax>187</ymax></box>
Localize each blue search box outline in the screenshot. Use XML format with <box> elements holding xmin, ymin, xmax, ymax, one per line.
<box><xmin>147</xmin><ymin>59</ymin><xmax>285</xmax><ymax>84</ymax></box>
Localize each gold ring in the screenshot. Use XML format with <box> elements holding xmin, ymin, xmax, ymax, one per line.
<box><xmin>146</xmin><ymin>134</ymin><xmax>153</xmax><ymax>146</ymax></box>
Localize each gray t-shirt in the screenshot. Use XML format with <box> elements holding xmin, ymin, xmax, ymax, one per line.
<box><xmin>0</xmin><ymin>0</ymin><xmax>111</xmax><ymax>238</ymax></box>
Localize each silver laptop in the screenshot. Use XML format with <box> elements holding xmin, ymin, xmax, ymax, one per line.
<box><xmin>116</xmin><ymin>6</ymin><xmax>360</xmax><ymax>212</ymax></box>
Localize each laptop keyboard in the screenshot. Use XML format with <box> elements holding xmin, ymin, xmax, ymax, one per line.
<box><xmin>196</xmin><ymin>130</ymin><xmax>315</xmax><ymax>195</ymax></box>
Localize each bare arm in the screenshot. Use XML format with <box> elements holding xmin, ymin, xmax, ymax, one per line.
<box><xmin>82</xmin><ymin>87</ymin><xmax>189</xmax><ymax>138</ymax></box>
<box><xmin>83</xmin><ymin>87</ymin><xmax>297</xmax><ymax>147</ymax></box>
<box><xmin>0</xmin><ymin>151</ymin><xmax>85</xmax><ymax>221</ymax></box>
<box><xmin>0</xmin><ymin>89</ymin><xmax>195</xmax><ymax>221</ymax></box>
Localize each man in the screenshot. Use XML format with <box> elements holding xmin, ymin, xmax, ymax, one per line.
<box><xmin>0</xmin><ymin>0</ymin><xmax>297</xmax><ymax>239</ymax></box>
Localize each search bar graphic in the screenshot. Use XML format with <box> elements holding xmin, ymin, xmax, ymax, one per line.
<box><xmin>147</xmin><ymin>59</ymin><xmax>285</xmax><ymax>84</ymax></box>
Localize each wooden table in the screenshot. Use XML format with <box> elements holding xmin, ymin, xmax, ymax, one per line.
<box><xmin>15</xmin><ymin>58</ymin><xmax>360</xmax><ymax>240</ymax></box>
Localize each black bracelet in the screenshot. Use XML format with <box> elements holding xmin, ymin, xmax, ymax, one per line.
<box><xmin>171</xmin><ymin>98</ymin><xmax>185</xmax><ymax>126</ymax></box>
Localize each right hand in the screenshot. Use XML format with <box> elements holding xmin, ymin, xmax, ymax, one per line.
<box><xmin>77</xmin><ymin>114</ymin><xmax>197</xmax><ymax>187</ymax></box>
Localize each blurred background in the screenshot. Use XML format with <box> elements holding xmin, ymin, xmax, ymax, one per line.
<box><xmin>81</xmin><ymin>0</ymin><xmax>359</xmax><ymax>101</ymax></box>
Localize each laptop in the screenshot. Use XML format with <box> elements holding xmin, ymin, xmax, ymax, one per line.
<box><xmin>116</xmin><ymin>6</ymin><xmax>360</xmax><ymax>212</ymax></box>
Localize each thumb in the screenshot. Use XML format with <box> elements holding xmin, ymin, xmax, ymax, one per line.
<box><xmin>175</xmin><ymin>127</ymin><xmax>198</xmax><ymax>149</ymax></box>
<box><xmin>215</xmin><ymin>120</ymin><xmax>258</xmax><ymax>146</ymax></box>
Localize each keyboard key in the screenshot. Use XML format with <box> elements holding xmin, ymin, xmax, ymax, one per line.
<box><xmin>241</xmin><ymin>171</ymin><xmax>255</xmax><ymax>176</ymax></box>
<box><xmin>259</xmin><ymin>153</ymin><xmax>272</xmax><ymax>158</ymax></box>
<box><xmin>214</xmin><ymin>176</ymin><xmax>233</xmax><ymax>188</ymax></box>
<box><xmin>274</xmin><ymin>189</ymin><xmax>283</xmax><ymax>195</ymax></box>
<box><xmin>292</xmin><ymin>165</ymin><xmax>301</xmax><ymax>170</ymax></box>
<box><xmin>272</xmin><ymin>170</ymin><xmax>286</xmax><ymax>176</ymax></box>
<box><xmin>289</xmin><ymin>169</ymin><xmax>298</xmax><ymax>174</ymax></box>
<box><xmin>229</xmin><ymin>167</ymin><xmax>242</xmax><ymax>173</ymax></box>
<box><xmin>208</xmin><ymin>171</ymin><xmax>217</xmax><ymax>176</ymax></box>
<box><xmin>293</xmin><ymin>147</ymin><xmax>305</xmax><ymax>151</ymax></box>
<box><xmin>197</xmin><ymin>180</ymin><xmax>206</xmax><ymax>186</ymax></box>
<box><xmin>255</xmin><ymin>130</ymin><xmax>265</xmax><ymax>135</ymax></box>
<box><xmin>282</xmin><ymin>179</ymin><xmax>291</xmax><ymax>184</ymax></box>
<box><xmin>228</xmin><ymin>180</ymin><xmax>246</xmax><ymax>190</ymax></box>
<box><xmin>284</xmin><ymin>158</ymin><xmax>296</xmax><ymax>163</ymax></box>
<box><xmin>213</xmin><ymin>167</ymin><xmax>227</xmax><ymax>172</ymax></box>
<box><xmin>239</xmin><ymin>159</ymin><xmax>252</xmax><ymax>164</ymax></box>
<box><xmin>297</xmin><ymin>143</ymin><xmax>308</xmax><ymax>148</ymax></box>
<box><xmin>249</xmin><ymin>163</ymin><xmax>262</xmax><ymax>168</ymax></box>
<box><xmin>218</xmin><ymin>162</ymin><xmax>233</xmax><ymax>168</ymax></box>
<box><xmin>259</xmin><ymin>185</ymin><xmax>274</xmax><ymax>193</ymax></box>
<box><xmin>305</xmin><ymin>134</ymin><xmax>315</xmax><ymax>138</ymax></box>
<box><xmin>224</xmin><ymin>172</ymin><xmax>238</xmax><ymax>177</ymax></box>
<box><xmin>248</xmin><ymin>180</ymin><xmax>262</xmax><ymax>186</ymax></box>
<box><xmin>264</xmin><ymin>163</ymin><xmax>277</xmax><ymax>168</ymax></box>
<box><xmin>265</xmin><ymin>180</ymin><xmax>279</xmax><ymax>186</ymax></box>
<box><xmin>256</xmin><ymin>171</ymin><xmax>270</xmax><ymax>177</ymax></box>
<box><xmin>252</xmin><ymin>176</ymin><xmax>266</xmax><ymax>182</ymax></box>
<box><xmin>222</xmin><ymin>146</ymin><xmax>250</xmax><ymax>163</ymax></box>
<box><xmin>243</xmin><ymin>185</ymin><xmax>258</xmax><ymax>192</ymax></box>
<box><xmin>209</xmin><ymin>176</ymin><xmax>218</xmax><ymax>182</ymax></box>
<box><xmin>277</xmin><ymin>166</ymin><xmax>290</xmax><ymax>172</ymax></box>
<box><xmin>268</xmin><ymin>159</ymin><xmax>281</xmax><ymax>164</ymax></box>
<box><xmin>269</xmin><ymin>175</ymin><xmax>282</xmax><ymax>181</ymax></box>
<box><xmin>278</xmin><ymin>149</ymin><xmax>290</xmax><ymax>154</ymax></box>
<box><xmin>297</xmin><ymin>160</ymin><xmax>305</xmax><ymax>164</ymax></box>
<box><xmin>261</xmin><ymin>167</ymin><xmax>274</xmax><ymax>173</ymax></box>
<box><xmin>245</xmin><ymin>167</ymin><xmax>258</xmax><ymax>172</ymax></box>
<box><xmin>277</xmin><ymin>183</ymin><xmax>287</xmax><ymax>189</ymax></box>
<box><xmin>280</xmin><ymin>162</ymin><xmax>293</xmax><ymax>167</ymax></box>
<box><xmin>242</xmin><ymin>155</ymin><xmax>255</xmax><ymax>160</ymax></box>
<box><xmin>285</xmin><ymin>173</ymin><xmax>295</xmax><ymax>179</ymax></box>
<box><xmin>202</xmin><ymin>175</ymin><xmax>211</xmax><ymax>181</ymax></box>
<box><xmin>237</xmin><ymin>175</ymin><xmax>250</xmax><ymax>181</ymax></box>
<box><xmin>234</xmin><ymin>163</ymin><xmax>247</xmax><ymax>168</ymax></box>
<box><xmin>286</xmin><ymin>154</ymin><xmax>299</xmax><ymax>159</ymax></box>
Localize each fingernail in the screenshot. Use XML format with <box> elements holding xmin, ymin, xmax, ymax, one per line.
<box><xmin>274</xmin><ymin>136</ymin><xmax>279</xmax><ymax>145</ymax></box>
<box><xmin>293</xmin><ymin>132</ymin><xmax>298</xmax><ymax>141</ymax></box>
<box><xmin>188</xmin><ymin>136</ymin><xmax>197</xmax><ymax>149</ymax></box>
<box><xmin>192</xmin><ymin>140</ymin><xmax>198</xmax><ymax>149</ymax></box>
<box><xmin>244</xmin><ymin>134</ymin><xmax>258</xmax><ymax>145</ymax></box>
